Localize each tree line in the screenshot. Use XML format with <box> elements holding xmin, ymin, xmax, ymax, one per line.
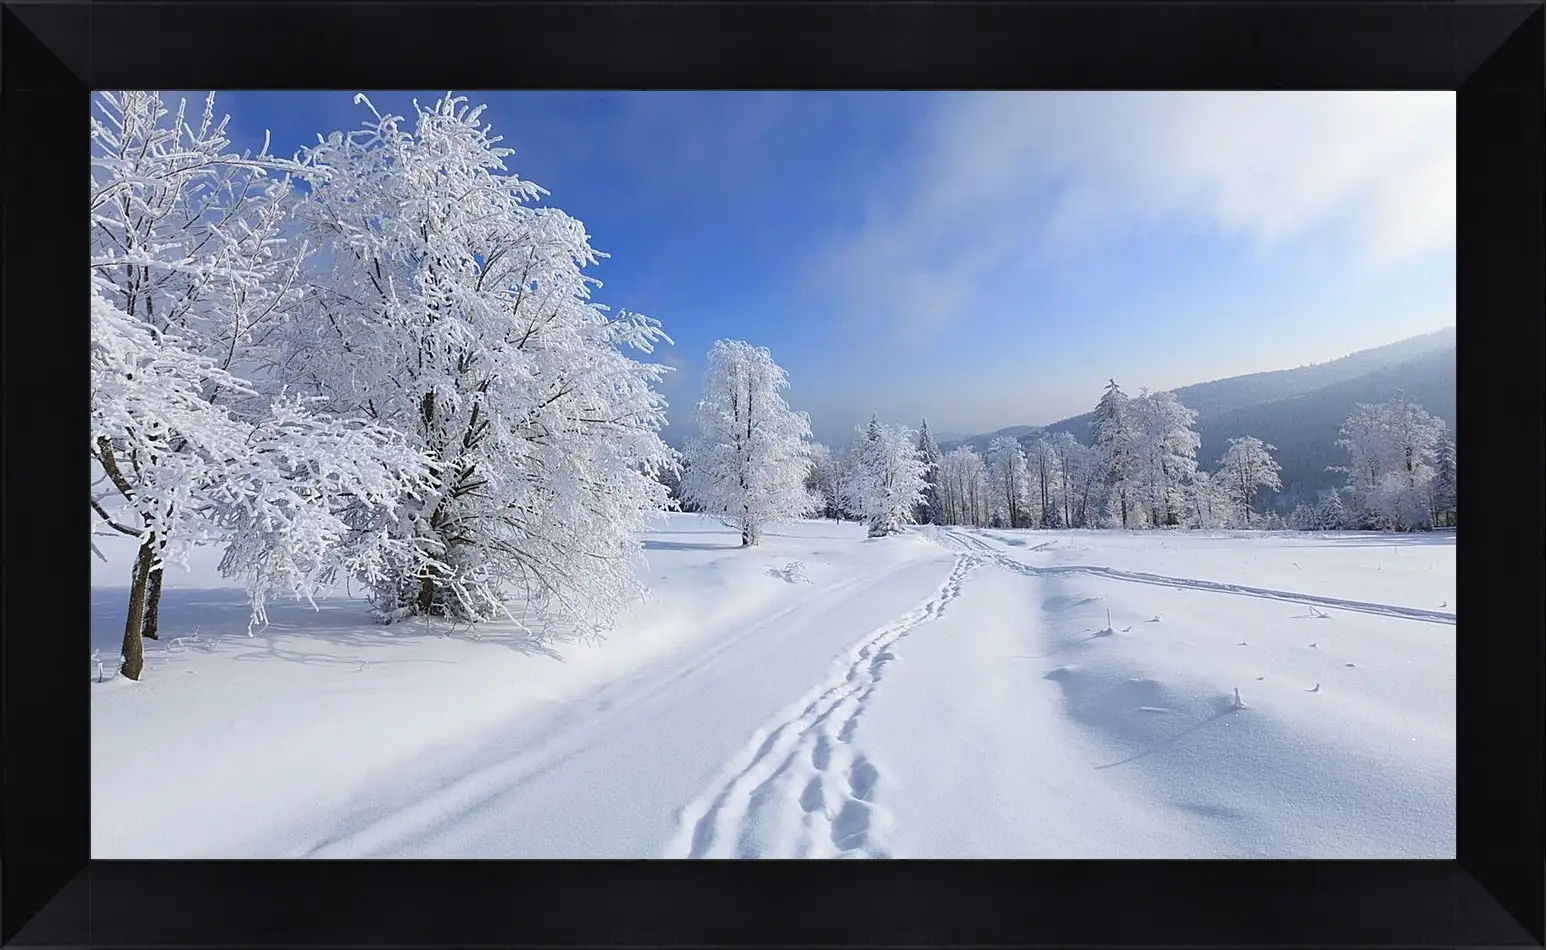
<box><xmin>672</xmin><ymin>351</ymin><xmax>1457</xmax><ymax>541</ymax></box>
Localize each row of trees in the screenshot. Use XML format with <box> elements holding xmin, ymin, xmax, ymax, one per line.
<box><xmin>825</xmin><ymin>383</ymin><xmax>1286</xmax><ymax>533</ymax></box>
<box><xmin>91</xmin><ymin>91</ymin><xmax>676</xmax><ymax>679</ymax></box>
<box><xmin>673</xmin><ymin>345</ymin><xmax>1456</xmax><ymax>541</ymax></box>
<box><xmin>923</xmin><ymin>398</ymin><xmax>1283</xmax><ymax>531</ymax></box>
<box><xmin>928</xmin><ymin>387</ymin><xmax>1453</xmax><ymax>534</ymax></box>
<box><xmin>674</xmin><ymin>354</ymin><xmax>1286</xmax><ymax>540</ymax></box>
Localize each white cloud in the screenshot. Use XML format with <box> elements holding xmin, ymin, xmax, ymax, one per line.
<box><xmin>817</xmin><ymin>91</ymin><xmax>1455</xmax><ymax>336</ymax></box>
<box><xmin>654</xmin><ymin>350</ymin><xmax>695</xmax><ymax>393</ymax></box>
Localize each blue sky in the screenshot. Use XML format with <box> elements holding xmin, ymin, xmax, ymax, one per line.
<box><xmin>202</xmin><ymin>90</ymin><xmax>1455</xmax><ymax>446</ymax></box>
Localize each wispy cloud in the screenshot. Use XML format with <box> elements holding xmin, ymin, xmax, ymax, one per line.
<box><xmin>655</xmin><ymin>350</ymin><xmax>694</xmax><ymax>393</ymax></box>
<box><xmin>815</xmin><ymin>92</ymin><xmax>1455</xmax><ymax>338</ymax></box>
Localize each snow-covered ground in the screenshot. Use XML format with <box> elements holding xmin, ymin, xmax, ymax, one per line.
<box><xmin>91</xmin><ymin>515</ymin><xmax>1455</xmax><ymax>859</ymax></box>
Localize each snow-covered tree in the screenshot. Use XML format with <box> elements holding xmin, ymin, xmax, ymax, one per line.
<box><xmin>667</xmin><ymin>456</ymin><xmax>701</xmax><ymax>512</ymax></box>
<box><xmin>806</xmin><ymin>443</ymin><xmax>851</xmax><ymax>522</ymax></box>
<box><xmin>1314</xmin><ymin>488</ymin><xmax>1349</xmax><ymax>530</ymax></box>
<box><xmin>915</xmin><ymin>419</ymin><xmax>945</xmax><ymax>525</ymax></box>
<box><xmin>1288</xmin><ymin>503</ymin><xmax>1318</xmax><ymax>530</ymax></box>
<box><xmin>90</xmin><ymin>91</ymin><xmax>432</xmax><ymax>679</ymax></box>
<box><xmin>938</xmin><ymin>446</ymin><xmax>988</xmax><ymax>526</ymax></box>
<box><xmin>1091</xmin><ymin>380</ymin><xmax>1142</xmax><ymax>528</ymax></box>
<box><xmin>1333</xmin><ymin>395</ymin><xmax>1449</xmax><ymax>531</ymax></box>
<box><xmin>846</xmin><ymin>418</ymin><xmax>928</xmax><ymax>537</ymax></box>
<box><xmin>1217</xmin><ymin>436</ymin><xmax>1283</xmax><ymax>527</ymax></box>
<box><xmin>968</xmin><ymin>450</ymin><xmax>991</xmax><ymax>527</ymax></box>
<box><xmin>652</xmin><ymin>458</ymin><xmax>686</xmax><ymax>511</ymax></box>
<box><xmin>1369</xmin><ymin>472</ymin><xmax>1432</xmax><ymax>532</ymax></box>
<box><xmin>682</xmin><ymin>340</ymin><xmax>816</xmax><ymax>545</ymax></box>
<box><xmin>1028</xmin><ymin>437</ymin><xmax>1064</xmax><ymax>528</ymax></box>
<box><xmin>1049</xmin><ymin>432</ymin><xmax>1100</xmax><ymax>528</ymax></box>
<box><xmin>1182</xmin><ymin>470</ymin><xmax>1229</xmax><ymax>529</ymax></box>
<box><xmin>986</xmin><ymin>435</ymin><xmax>1030</xmax><ymax>528</ymax></box>
<box><xmin>90</xmin><ymin>93</ymin><xmax>310</xmax><ymax>383</ymax></box>
<box><xmin>804</xmin><ymin>443</ymin><xmax>829</xmax><ymax>517</ymax></box>
<box><xmin>287</xmin><ymin>93</ymin><xmax>676</xmax><ymax>626</ymax></box>
<box><xmin>1429</xmin><ymin>437</ymin><xmax>1457</xmax><ymax>528</ymax></box>
<box><xmin>1133</xmin><ymin>389</ymin><xmax>1200</xmax><ymax>528</ymax></box>
<box><xmin>1257</xmin><ymin>508</ymin><xmax>1289</xmax><ymax>531</ymax></box>
<box><xmin>936</xmin><ymin>448</ymin><xmax>964</xmax><ymax>525</ymax></box>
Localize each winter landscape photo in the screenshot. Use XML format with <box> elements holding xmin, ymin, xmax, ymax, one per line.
<box><xmin>90</xmin><ymin>90</ymin><xmax>1457</xmax><ymax>859</ymax></box>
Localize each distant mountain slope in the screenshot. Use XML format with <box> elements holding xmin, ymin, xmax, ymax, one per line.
<box><xmin>941</xmin><ymin>328</ymin><xmax>1456</xmax><ymax>504</ymax></box>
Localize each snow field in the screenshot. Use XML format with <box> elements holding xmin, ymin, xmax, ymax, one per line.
<box><xmin>92</xmin><ymin>517</ymin><xmax>952</xmax><ymax>857</ymax></box>
<box><xmin>92</xmin><ymin>515</ymin><xmax>1454</xmax><ymax>859</ymax></box>
<box><xmin>892</xmin><ymin>527</ymin><xmax>1454</xmax><ymax>857</ymax></box>
<box><xmin>977</xmin><ymin>529</ymin><xmax>1456</xmax><ymax>613</ymax></box>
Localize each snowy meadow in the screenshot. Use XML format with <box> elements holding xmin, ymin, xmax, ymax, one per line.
<box><xmin>93</xmin><ymin>517</ymin><xmax>1454</xmax><ymax>859</ymax></box>
<box><xmin>91</xmin><ymin>90</ymin><xmax>1457</xmax><ymax>860</ymax></box>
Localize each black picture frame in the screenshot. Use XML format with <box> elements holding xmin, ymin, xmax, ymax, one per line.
<box><xmin>4</xmin><ymin>1</ymin><xmax>1541</xmax><ymax>946</ymax></box>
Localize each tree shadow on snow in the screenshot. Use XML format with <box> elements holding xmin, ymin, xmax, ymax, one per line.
<box><xmin>92</xmin><ymin>588</ymin><xmax>255</xmax><ymax>653</ymax></box>
<box><xmin>91</xmin><ymin>586</ymin><xmax>569</xmax><ymax>672</ymax></box>
<box><xmin>1166</xmin><ymin>799</ymin><xmax>1250</xmax><ymax>822</ymax></box>
<box><xmin>1040</xmin><ymin>665</ymin><xmax>1247</xmax><ymax>771</ymax></box>
<box><xmin>1091</xmin><ymin>703</ymin><xmax>1243</xmax><ymax>771</ymax></box>
<box><xmin>642</xmin><ymin>539</ymin><xmax>740</xmax><ymax>552</ymax></box>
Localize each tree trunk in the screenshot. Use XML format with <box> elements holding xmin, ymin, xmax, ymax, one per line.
<box><xmin>417</xmin><ymin>574</ymin><xmax>437</xmax><ymax>615</ymax></box>
<box><xmin>142</xmin><ymin>557</ymin><xmax>165</xmax><ymax>640</ymax></box>
<box><xmin>120</xmin><ymin>541</ymin><xmax>154</xmax><ymax>681</ymax></box>
<box><xmin>742</xmin><ymin>526</ymin><xmax>756</xmax><ymax>546</ymax></box>
<box><xmin>1063</xmin><ymin>466</ymin><xmax>1072</xmax><ymax>528</ymax></box>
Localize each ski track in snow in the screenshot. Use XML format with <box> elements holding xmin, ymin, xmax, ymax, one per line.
<box><xmin>297</xmin><ymin>564</ymin><xmax>926</xmax><ymax>859</ymax></box>
<box><xmin>666</xmin><ymin>553</ymin><xmax>981</xmax><ymax>859</ymax></box>
<box><xmin>938</xmin><ymin>528</ymin><xmax>1453</xmax><ymax>626</ymax></box>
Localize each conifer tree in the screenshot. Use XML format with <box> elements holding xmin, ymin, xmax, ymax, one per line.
<box><xmin>1092</xmin><ymin>380</ymin><xmax>1141</xmax><ymax>528</ymax></box>
<box><xmin>915</xmin><ymin>418</ymin><xmax>945</xmax><ymax>525</ymax></box>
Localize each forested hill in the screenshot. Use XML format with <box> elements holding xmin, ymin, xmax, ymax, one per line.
<box><xmin>941</xmin><ymin>327</ymin><xmax>1456</xmax><ymax>505</ymax></box>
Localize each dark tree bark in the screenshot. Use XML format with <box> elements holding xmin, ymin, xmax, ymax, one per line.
<box><xmin>417</xmin><ymin>574</ymin><xmax>437</xmax><ymax>615</ymax></box>
<box><xmin>142</xmin><ymin>554</ymin><xmax>164</xmax><ymax>641</ymax></box>
<box><xmin>98</xmin><ymin>437</ymin><xmax>154</xmax><ymax>677</ymax></box>
<box><xmin>120</xmin><ymin>540</ymin><xmax>154</xmax><ymax>681</ymax></box>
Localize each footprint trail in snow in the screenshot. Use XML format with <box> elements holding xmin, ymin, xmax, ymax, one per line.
<box><xmin>665</xmin><ymin>553</ymin><xmax>981</xmax><ymax>859</ymax></box>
